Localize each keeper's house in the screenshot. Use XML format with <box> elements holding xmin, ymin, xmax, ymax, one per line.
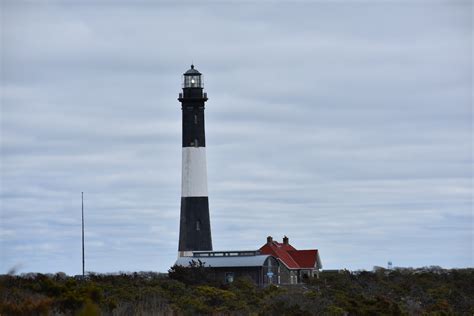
<box><xmin>260</xmin><ymin>236</ymin><xmax>322</xmax><ymax>284</ymax></box>
<box><xmin>174</xmin><ymin>236</ymin><xmax>321</xmax><ymax>286</ymax></box>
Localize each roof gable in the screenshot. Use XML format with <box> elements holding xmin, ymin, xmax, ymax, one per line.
<box><xmin>260</xmin><ymin>242</ymin><xmax>299</xmax><ymax>269</ymax></box>
<box><xmin>259</xmin><ymin>240</ymin><xmax>320</xmax><ymax>270</ymax></box>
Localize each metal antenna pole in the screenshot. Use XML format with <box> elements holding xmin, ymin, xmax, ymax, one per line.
<box><xmin>82</xmin><ymin>192</ymin><xmax>85</xmax><ymax>277</ymax></box>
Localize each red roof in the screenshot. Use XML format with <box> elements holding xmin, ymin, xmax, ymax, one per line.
<box><xmin>260</xmin><ymin>239</ymin><xmax>320</xmax><ymax>270</ymax></box>
<box><xmin>288</xmin><ymin>250</ymin><xmax>318</xmax><ymax>269</ymax></box>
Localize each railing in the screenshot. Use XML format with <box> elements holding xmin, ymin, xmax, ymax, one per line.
<box><xmin>178</xmin><ymin>92</ymin><xmax>208</xmax><ymax>99</ymax></box>
<box><xmin>193</xmin><ymin>250</ymin><xmax>261</xmax><ymax>257</ymax></box>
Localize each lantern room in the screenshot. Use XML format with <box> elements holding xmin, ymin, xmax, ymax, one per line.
<box><xmin>183</xmin><ymin>64</ymin><xmax>203</xmax><ymax>88</ymax></box>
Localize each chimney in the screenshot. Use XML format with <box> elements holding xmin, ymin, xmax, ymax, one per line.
<box><xmin>267</xmin><ymin>236</ymin><xmax>273</xmax><ymax>244</ymax></box>
<box><xmin>283</xmin><ymin>236</ymin><xmax>289</xmax><ymax>245</ymax></box>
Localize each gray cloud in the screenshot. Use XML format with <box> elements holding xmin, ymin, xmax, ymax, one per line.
<box><xmin>1</xmin><ymin>0</ymin><xmax>471</xmax><ymax>274</ymax></box>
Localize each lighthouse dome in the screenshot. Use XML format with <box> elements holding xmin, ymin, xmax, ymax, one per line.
<box><xmin>184</xmin><ymin>64</ymin><xmax>201</xmax><ymax>75</ymax></box>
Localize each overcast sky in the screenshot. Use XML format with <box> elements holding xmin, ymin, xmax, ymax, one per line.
<box><xmin>1</xmin><ymin>0</ymin><xmax>472</xmax><ymax>275</ymax></box>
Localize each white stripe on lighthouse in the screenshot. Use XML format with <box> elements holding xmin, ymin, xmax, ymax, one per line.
<box><xmin>181</xmin><ymin>147</ymin><xmax>208</xmax><ymax>197</ymax></box>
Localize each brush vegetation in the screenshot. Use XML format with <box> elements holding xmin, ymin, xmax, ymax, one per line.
<box><xmin>1</xmin><ymin>266</ymin><xmax>473</xmax><ymax>315</ymax></box>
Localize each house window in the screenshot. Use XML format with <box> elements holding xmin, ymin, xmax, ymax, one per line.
<box><xmin>196</xmin><ymin>220</ymin><xmax>201</xmax><ymax>231</ymax></box>
<box><xmin>225</xmin><ymin>272</ymin><xmax>234</xmax><ymax>283</ymax></box>
<box><xmin>290</xmin><ymin>271</ymin><xmax>296</xmax><ymax>284</ymax></box>
<box><xmin>302</xmin><ymin>271</ymin><xmax>310</xmax><ymax>281</ymax></box>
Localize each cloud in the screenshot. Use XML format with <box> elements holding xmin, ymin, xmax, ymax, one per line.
<box><xmin>1</xmin><ymin>1</ymin><xmax>471</xmax><ymax>274</ymax></box>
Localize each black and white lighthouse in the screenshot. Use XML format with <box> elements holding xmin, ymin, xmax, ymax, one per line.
<box><xmin>177</xmin><ymin>65</ymin><xmax>212</xmax><ymax>257</ymax></box>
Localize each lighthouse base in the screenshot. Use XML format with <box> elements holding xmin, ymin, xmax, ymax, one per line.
<box><xmin>178</xmin><ymin>197</ymin><xmax>212</xmax><ymax>254</ymax></box>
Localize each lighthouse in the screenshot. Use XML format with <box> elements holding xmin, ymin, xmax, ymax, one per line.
<box><xmin>177</xmin><ymin>65</ymin><xmax>212</xmax><ymax>257</ymax></box>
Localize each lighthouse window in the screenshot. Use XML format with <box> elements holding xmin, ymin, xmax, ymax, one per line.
<box><xmin>196</xmin><ymin>220</ymin><xmax>201</xmax><ymax>231</ymax></box>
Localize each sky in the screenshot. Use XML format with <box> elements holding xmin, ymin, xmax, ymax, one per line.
<box><xmin>0</xmin><ymin>0</ymin><xmax>472</xmax><ymax>275</ymax></box>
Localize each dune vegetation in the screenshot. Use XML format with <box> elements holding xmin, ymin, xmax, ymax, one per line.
<box><xmin>1</xmin><ymin>266</ymin><xmax>473</xmax><ymax>315</ymax></box>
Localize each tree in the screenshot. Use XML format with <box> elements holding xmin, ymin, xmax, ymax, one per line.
<box><xmin>168</xmin><ymin>259</ymin><xmax>215</xmax><ymax>286</ymax></box>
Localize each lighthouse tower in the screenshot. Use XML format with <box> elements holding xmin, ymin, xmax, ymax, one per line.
<box><xmin>178</xmin><ymin>65</ymin><xmax>212</xmax><ymax>257</ymax></box>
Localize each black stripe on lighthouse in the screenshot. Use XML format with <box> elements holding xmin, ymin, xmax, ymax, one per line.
<box><xmin>178</xmin><ymin>65</ymin><xmax>212</xmax><ymax>257</ymax></box>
